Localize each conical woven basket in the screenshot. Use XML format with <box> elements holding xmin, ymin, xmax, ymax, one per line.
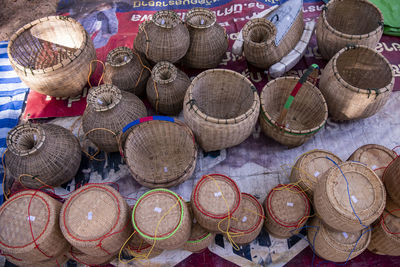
<box><xmin>308</xmin><ymin>217</ymin><xmax>371</xmax><ymax>262</ymax></box>
<box><xmin>104</xmin><ymin>47</ymin><xmax>151</xmax><ymax>96</ymax></box>
<box><xmin>319</xmin><ymin>45</ymin><xmax>394</xmax><ymax>121</ymax></box>
<box><xmin>182</xmin><ymin>8</ymin><xmax>228</xmax><ymax>69</ymax></box>
<box><xmin>382</xmin><ymin>156</ymin><xmax>400</xmax><ymax>206</ymax></box>
<box><xmin>66</xmin><ymin>246</ymin><xmax>116</xmax><ymax>266</ymax></box>
<box><xmin>259</xmin><ymin>77</ymin><xmax>328</xmax><ymax>147</ymax></box>
<box><xmin>264</xmin><ymin>184</ymin><xmax>310</xmax><ymax>239</ymax></box>
<box><xmin>123</xmin><ymin>231</ymin><xmax>164</xmax><ymax>259</ymax></box>
<box><xmin>314</xmin><ymin>162</ymin><xmax>386</xmax><ymax>232</ymax></box>
<box><xmin>60</xmin><ymin>184</ymin><xmax>133</xmax><ymax>257</ymax></box>
<box><xmin>316</xmin><ymin>0</ymin><xmax>383</xmax><ymax>60</ymax></box>
<box><xmin>132</xmin><ymin>189</ymin><xmax>191</xmax><ymax>250</ymax></box>
<box><xmin>134</xmin><ymin>10</ymin><xmax>190</xmax><ymax>63</ymax></box>
<box><xmin>183</xmin><ymin>69</ymin><xmax>260</xmax><ymax>152</ymax></box>
<box><xmin>0</xmin><ymin>190</ymin><xmax>68</xmax><ymax>262</ymax></box>
<box><xmin>5</xmin><ymin>123</ymin><xmax>81</xmax><ymax>189</ymax></box>
<box><xmin>146</xmin><ymin>61</ymin><xmax>191</xmax><ymax>115</ymax></box>
<box><xmin>82</xmin><ymin>84</ymin><xmax>147</xmax><ymax>153</ymax></box>
<box><xmin>6</xmin><ymin>253</ymin><xmax>69</xmax><ymax>267</ymax></box>
<box><xmin>7</xmin><ymin>16</ymin><xmax>96</xmax><ymax>97</ymax></box>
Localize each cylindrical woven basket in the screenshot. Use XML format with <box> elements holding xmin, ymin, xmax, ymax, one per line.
<box><xmin>182</xmin><ymin>8</ymin><xmax>228</xmax><ymax>69</ymax></box>
<box><xmin>82</xmin><ymin>84</ymin><xmax>147</xmax><ymax>153</ymax></box>
<box><xmin>66</xmin><ymin>246</ymin><xmax>115</xmax><ymax>266</ymax></box>
<box><xmin>264</xmin><ymin>184</ymin><xmax>310</xmax><ymax>239</ymax></box>
<box><xmin>259</xmin><ymin>77</ymin><xmax>328</xmax><ymax>147</ymax></box>
<box><xmin>316</xmin><ymin>0</ymin><xmax>383</xmax><ymax>60</ymax></box>
<box><xmin>7</xmin><ymin>16</ymin><xmax>96</xmax><ymax>97</ymax></box>
<box><xmin>5</xmin><ymin>123</ymin><xmax>81</xmax><ymax>189</ymax></box>
<box><xmin>289</xmin><ymin>149</ymin><xmax>342</xmax><ymax>200</ymax></box>
<box><xmin>0</xmin><ymin>190</ymin><xmax>69</xmax><ymax>262</ymax></box>
<box><xmin>134</xmin><ymin>10</ymin><xmax>190</xmax><ymax>63</ymax></box>
<box><xmin>319</xmin><ymin>45</ymin><xmax>394</xmax><ymax>121</ymax></box>
<box><xmin>132</xmin><ymin>189</ymin><xmax>191</xmax><ymax>250</ymax></box>
<box><xmin>60</xmin><ymin>184</ymin><xmax>132</xmax><ymax>257</ymax></box>
<box><xmin>183</xmin><ymin>69</ymin><xmax>260</xmax><ymax>152</ymax></box>
<box><xmin>104</xmin><ymin>47</ymin><xmax>150</xmax><ymax>96</ymax></box>
<box><xmin>146</xmin><ymin>61</ymin><xmax>191</xmax><ymax>115</ymax></box>
<box><xmin>307</xmin><ymin>217</ymin><xmax>371</xmax><ymax>262</ymax></box>
<box><xmin>382</xmin><ymin>156</ymin><xmax>400</xmax><ymax>206</ymax></box>
<box><xmin>314</xmin><ymin>162</ymin><xmax>386</xmax><ymax>232</ymax></box>
<box><xmin>123</xmin><ymin>231</ymin><xmax>164</xmax><ymax>259</ymax></box>
<box><xmin>183</xmin><ymin>222</ymin><xmax>215</xmax><ymax>253</ymax></box>
<box><xmin>6</xmin><ymin>253</ymin><xmax>69</xmax><ymax>267</ymax></box>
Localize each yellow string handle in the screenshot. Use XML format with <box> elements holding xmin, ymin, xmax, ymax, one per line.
<box><xmin>88</xmin><ymin>60</ymin><xmax>105</xmax><ymax>88</ymax></box>
<box><xmin>81</xmin><ymin>128</ymin><xmax>119</xmax><ymax>161</ymax></box>
<box><xmin>18</xmin><ymin>174</ymin><xmax>52</xmax><ymax>189</ymax></box>
<box><xmin>2</xmin><ymin>149</ymin><xmax>10</xmax><ymax>201</ymax></box>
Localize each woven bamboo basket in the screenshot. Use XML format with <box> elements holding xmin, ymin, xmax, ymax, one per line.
<box><xmin>66</xmin><ymin>246</ymin><xmax>116</xmax><ymax>266</ymax></box>
<box><xmin>6</xmin><ymin>253</ymin><xmax>69</xmax><ymax>267</ymax></box>
<box><xmin>382</xmin><ymin>156</ymin><xmax>400</xmax><ymax>206</ymax></box>
<box><xmin>123</xmin><ymin>231</ymin><xmax>164</xmax><ymax>259</ymax></box>
<box><xmin>385</xmin><ymin>195</ymin><xmax>400</xmax><ymax>216</ymax></box>
<box><xmin>182</xmin><ymin>8</ymin><xmax>228</xmax><ymax>69</ymax></box>
<box><xmin>316</xmin><ymin>0</ymin><xmax>383</xmax><ymax>60</ymax></box>
<box><xmin>60</xmin><ymin>184</ymin><xmax>132</xmax><ymax>257</ymax></box>
<box><xmin>289</xmin><ymin>149</ymin><xmax>342</xmax><ymax>200</ymax></box>
<box><xmin>259</xmin><ymin>77</ymin><xmax>328</xmax><ymax>147</ymax></box>
<box><xmin>104</xmin><ymin>47</ymin><xmax>151</xmax><ymax>96</ymax></box>
<box><xmin>7</xmin><ymin>16</ymin><xmax>96</xmax><ymax>97</ymax></box>
<box><xmin>183</xmin><ymin>69</ymin><xmax>260</xmax><ymax>152</ymax></box>
<box><xmin>146</xmin><ymin>61</ymin><xmax>191</xmax><ymax>115</ymax></box>
<box><xmin>82</xmin><ymin>84</ymin><xmax>147</xmax><ymax>153</ymax></box>
<box><xmin>183</xmin><ymin>222</ymin><xmax>215</xmax><ymax>253</ymax></box>
<box><xmin>0</xmin><ymin>190</ymin><xmax>68</xmax><ymax>262</ymax></box>
<box><xmin>5</xmin><ymin>123</ymin><xmax>81</xmax><ymax>189</ymax></box>
<box><xmin>308</xmin><ymin>217</ymin><xmax>371</xmax><ymax>262</ymax></box>
<box><xmin>319</xmin><ymin>45</ymin><xmax>394</xmax><ymax>121</ymax></box>
<box><xmin>368</xmin><ymin>210</ymin><xmax>400</xmax><ymax>256</ymax></box>
<box><xmin>132</xmin><ymin>189</ymin><xmax>191</xmax><ymax>250</ymax></box>
<box><xmin>134</xmin><ymin>10</ymin><xmax>190</xmax><ymax>63</ymax></box>
<box><xmin>314</xmin><ymin>162</ymin><xmax>386</xmax><ymax>232</ymax></box>
<box><xmin>348</xmin><ymin>144</ymin><xmax>397</xmax><ymax>179</ymax></box>
<box><xmin>264</xmin><ymin>184</ymin><xmax>310</xmax><ymax>239</ymax></box>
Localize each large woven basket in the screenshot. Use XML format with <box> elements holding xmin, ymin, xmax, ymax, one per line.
<box><xmin>183</xmin><ymin>69</ymin><xmax>260</xmax><ymax>152</ymax></box>
<box><xmin>5</xmin><ymin>123</ymin><xmax>81</xmax><ymax>189</ymax></box>
<box><xmin>82</xmin><ymin>84</ymin><xmax>147</xmax><ymax>153</ymax></box>
<box><xmin>182</xmin><ymin>8</ymin><xmax>228</xmax><ymax>69</ymax></box>
<box><xmin>314</xmin><ymin>162</ymin><xmax>386</xmax><ymax>232</ymax></box>
<box><xmin>134</xmin><ymin>10</ymin><xmax>190</xmax><ymax>63</ymax></box>
<box><xmin>382</xmin><ymin>156</ymin><xmax>400</xmax><ymax>206</ymax></box>
<box><xmin>308</xmin><ymin>217</ymin><xmax>371</xmax><ymax>262</ymax></box>
<box><xmin>60</xmin><ymin>184</ymin><xmax>132</xmax><ymax>256</ymax></box>
<box><xmin>0</xmin><ymin>190</ymin><xmax>69</xmax><ymax>262</ymax></box>
<box><xmin>6</xmin><ymin>253</ymin><xmax>69</xmax><ymax>267</ymax></box>
<box><xmin>132</xmin><ymin>189</ymin><xmax>191</xmax><ymax>250</ymax></box>
<box><xmin>66</xmin><ymin>246</ymin><xmax>115</xmax><ymax>266</ymax></box>
<box><xmin>146</xmin><ymin>61</ymin><xmax>191</xmax><ymax>115</ymax></box>
<box><xmin>259</xmin><ymin>77</ymin><xmax>328</xmax><ymax>147</ymax></box>
<box><xmin>7</xmin><ymin>16</ymin><xmax>96</xmax><ymax>97</ymax></box>
<box><xmin>104</xmin><ymin>47</ymin><xmax>150</xmax><ymax>96</ymax></box>
<box><xmin>316</xmin><ymin>0</ymin><xmax>383</xmax><ymax>60</ymax></box>
<box><xmin>123</xmin><ymin>231</ymin><xmax>164</xmax><ymax>259</ymax></box>
<box><xmin>183</xmin><ymin>222</ymin><xmax>215</xmax><ymax>253</ymax></box>
<box><xmin>319</xmin><ymin>45</ymin><xmax>394</xmax><ymax>121</ymax></box>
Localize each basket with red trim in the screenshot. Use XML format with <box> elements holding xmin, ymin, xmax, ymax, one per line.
<box><xmin>124</xmin><ymin>231</ymin><xmax>164</xmax><ymax>259</ymax></box>
<box><xmin>382</xmin><ymin>156</ymin><xmax>400</xmax><ymax>207</ymax></box>
<box><xmin>5</xmin><ymin>252</ymin><xmax>69</xmax><ymax>267</ymax></box>
<box><xmin>66</xmin><ymin>246</ymin><xmax>116</xmax><ymax>266</ymax></box>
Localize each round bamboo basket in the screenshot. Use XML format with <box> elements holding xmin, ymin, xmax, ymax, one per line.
<box><xmin>104</xmin><ymin>47</ymin><xmax>150</xmax><ymax>96</ymax></box>
<box><xmin>319</xmin><ymin>45</ymin><xmax>394</xmax><ymax>121</ymax></box>
<box><xmin>0</xmin><ymin>190</ymin><xmax>68</xmax><ymax>262</ymax></box>
<box><xmin>308</xmin><ymin>217</ymin><xmax>371</xmax><ymax>262</ymax></box>
<box><xmin>385</xmin><ymin>195</ymin><xmax>400</xmax><ymax>216</ymax></box>
<box><xmin>66</xmin><ymin>246</ymin><xmax>115</xmax><ymax>266</ymax></box>
<box><xmin>6</xmin><ymin>253</ymin><xmax>69</xmax><ymax>267</ymax></box>
<box><xmin>183</xmin><ymin>8</ymin><xmax>228</xmax><ymax>69</ymax></box>
<box><xmin>82</xmin><ymin>84</ymin><xmax>147</xmax><ymax>153</ymax></box>
<box><xmin>183</xmin><ymin>69</ymin><xmax>260</xmax><ymax>152</ymax></box>
<box><xmin>60</xmin><ymin>184</ymin><xmax>132</xmax><ymax>257</ymax></box>
<box><xmin>259</xmin><ymin>77</ymin><xmax>328</xmax><ymax>147</ymax></box>
<box><xmin>314</xmin><ymin>162</ymin><xmax>386</xmax><ymax>232</ymax></box>
<box><xmin>123</xmin><ymin>231</ymin><xmax>164</xmax><ymax>259</ymax></box>
<box><xmin>7</xmin><ymin>16</ymin><xmax>96</xmax><ymax>97</ymax></box>
<box><xmin>289</xmin><ymin>149</ymin><xmax>342</xmax><ymax>200</ymax></box>
<box><xmin>183</xmin><ymin>222</ymin><xmax>215</xmax><ymax>253</ymax></box>
<box><xmin>316</xmin><ymin>0</ymin><xmax>383</xmax><ymax>60</ymax></box>
<box><xmin>146</xmin><ymin>61</ymin><xmax>191</xmax><ymax>115</ymax></box>
<box><xmin>264</xmin><ymin>184</ymin><xmax>310</xmax><ymax>239</ymax></box>
<box><xmin>348</xmin><ymin>144</ymin><xmax>397</xmax><ymax>179</ymax></box>
<box><xmin>5</xmin><ymin>123</ymin><xmax>81</xmax><ymax>189</ymax></box>
<box><xmin>383</xmin><ymin>156</ymin><xmax>400</xmax><ymax>206</ymax></box>
<box><xmin>132</xmin><ymin>189</ymin><xmax>191</xmax><ymax>250</ymax></box>
<box><xmin>134</xmin><ymin>10</ymin><xmax>190</xmax><ymax>63</ymax></box>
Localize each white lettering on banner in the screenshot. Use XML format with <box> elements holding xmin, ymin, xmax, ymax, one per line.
<box><xmin>250</xmin><ymin>72</ymin><xmax>262</xmax><ymax>83</ymax></box>
<box><xmin>302</xmin><ymin>5</ymin><xmax>323</xmax><ymax>13</ymax></box>
<box><xmin>392</xmin><ymin>64</ymin><xmax>400</xmax><ymax>77</ymax></box>
<box><xmin>131</xmin><ymin>15</ymin><xmax>141</xmax><ymax>22</ymax></box>
<box><xmin>219</xmin><ymin>52</ymin><xmax>244</xmax><ymax>66</ymax></box>
<box><xmin>376</xmin><ymin>42</ymin><xmax>400</xmax><ymax>53</ymax></box>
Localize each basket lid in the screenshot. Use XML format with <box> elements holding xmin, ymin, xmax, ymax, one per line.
<box><xmin>381</xmin><ymin>210</ymin><xmax>400</xmax><ymax>241</ymax></box>
<box><xmin>106</xmin><ymin>47</ymin><xmax>134</xmax><ymax>67</ymax></box>
<box><xmin>87</xmin><ymin>84</ymin><xmax>122</xmax><ymax>112</ymax></box>
<box><xmin>185</xmin><ymin>8</ymin><xmax>216</xmax><ymax>29</ymax></box>
<box><xmin>151</xmin><ymin>61</ymin><xmax>177</xmax><ymax>84</ymax></box>
<box><xmin>230</xmin><ymin>193</ymin><xmax>264</xmax><ymax>234</ymax></box>
<box><xmin>187</xmin><ymin>223</ymin><xmax>212</xmax><ymax>243</ymax></box>
<box><xmin>152</xmin><ymin>10</ymin><xmax>181</xmax><ymax>28</ymax></box>
<box><xmin>6</xmin><ymin>124</ymin><xmax>46</xmax><ymax>157</ymax></box>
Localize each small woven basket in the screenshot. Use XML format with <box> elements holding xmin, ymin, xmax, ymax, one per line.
<box><xmin>132</xmin><ymin>189</ymin><xmax>191</xmax><ymax>250</ymax></box>
<box><xmin>104</xmin><ymin>47</ymin><xmax>151</xmax><ymax>96</ymax></box>
<box><xmin>316</xmin><ymin>0</ymin><xmax>383</xmax><ymax>60</ymax></box>
<box><xmin>5</xmin><ymin>123</ymin><xmax>81</xmax><ymax>189</ymax></box>
<box><xmin>319</xmin><ymin>45</ymin><xmax>394</xmax><ymax>121</ymax></box>
<box><xmin>6</xmin><ymin>253</ymin><xmax>69</xmax><ymax>267</ymax></box>
<box><xmin>183</xmin><ymin>222</ymin><xmax>215</xmax><ymax>253</ymax></box>
<box><xmin>60</xmin><ymin>184</ymin><xmax>132</xmax><ymax>256</ymax></box>
<box><xmin>382</xmin><ymin>156</ymin><xmax>400</xmax><ymax>206</ymax></box>
<box><xmin>183</xmin><ymin>69</ymin><xmax>260</xmax><ymax>152</ymax></box>
<box><xmin>314</xmin><ymin>162</ymin><xmax>386</xmax><ymax>232</ymax></box>
<box><xmin>66</xmin><ymin>246</ymin><xmax>116</xmax><ymax>266</ymax></box>
<box><xmin>7</xmin><ymin>16</ymin><xmax>96</xmax><ymax>97</ymax></box>
<box><xmin>123</xmin><ymin>231</ymin><xmax>164</xmax><ymax>259</ymax></box>
<box><xmin>183</xmin><ymin>8</ymin><xmax>228</xmax><ymax>69</ymax></box>
<box><xmin>146</xmin><ymin>61</ymin><xmax>191</xmax><ymax>115</ymax></box>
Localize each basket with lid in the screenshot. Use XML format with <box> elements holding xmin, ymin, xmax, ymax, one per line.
<box><xmin>123</xmin><ymin>231</ymin><xmax>164</xmax><ymax>259</ymax></box>
<box><xmin>382</xmin><ymin>156</ymin><xmax>400</xmax><ymax>206</ymax></box>
<box><xmin>6</xmin><ymin>253</ymin><xmax>69</xmax><ymax>267</ymax></box>
<box><xmin>66</xmin><ymin>246</ymin><xmax>116</xmax><ymax>266</ymax></box>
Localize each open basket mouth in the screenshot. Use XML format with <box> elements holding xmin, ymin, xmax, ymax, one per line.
<box><xmin>152</xmin><ymin>61</ymin><xmax>178</xmax><ymax>84</ymax></box>
<box><xmin>185</xmin><ymin>8</ymin><xmax>216</xmax><ymax>29</ymax></box>
<box><xmin>242</xmin><ymin>18</ymin><xmax>276</xmax><ymax>46</ymax></box>
<box><xmin>87</xmin><ymin>84</ymin><xmax>122</xmax><ymax>112</ymax></box>
<box><xmin>6</xmin><ymin>124</ymin><xmax>46</xmax><ymax>156</ymax></box>
<box><xmin>153</xmin><ymin>10</ymin><xmax>181</xmax><ymax>28</ymax></box>
<box><xmin>106</xmin><ymin>47</ymin><xmax>134</xmax><ymax>67</ymax></box>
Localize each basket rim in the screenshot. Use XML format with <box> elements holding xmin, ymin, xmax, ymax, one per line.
<box><xmin>6</xmin><ymin>123</ymin><xmax>46</xmax><ymax>156</ymax></box>
<box><xmin>350</xmin><ymin>144</ymin><xmax>397</xmax><ymax>163</ymax></box>
<box><xmin>185</xmin><ymin>8</ymin><xmax>216</xmax><ymax>29</ymax></box>
<box><xmin>380</xmin><ymin>209</ymin><xmax>400</xmax><ymax>240</ymax></box>
<box><xmin>242</xmin><ymin>18</ymin><xmax>277</xmax><ymax>48</ymax></box>
<box><xmin>106</xmin><ymin>46</ymin><xmax>134</xmax><ymax>67</ymax></box>
<box><xmin>229</xmin><ymin>193</ymin><xmax>264</xmax><ymax>234</ymax></box>
<box><xmin>87</xmin><ymin>84</ymin><xmax>122</xmax><ymax>112</ymax></box>
<box><xmin>152</xmin><ymin>10</ymin><xmax>181</xmax><ymax>28</ymax></box>
<box><xmin>186</xmin><ymin>231</ymin><xmax>212</xmax><ymax>244</ymax></box>
<box><xmin>151</xmin><ymin>61</ymin><xmax>178</xmax><ymax>84</ymax></box>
